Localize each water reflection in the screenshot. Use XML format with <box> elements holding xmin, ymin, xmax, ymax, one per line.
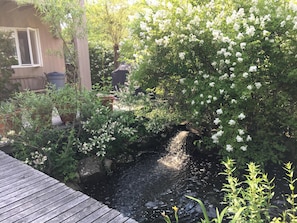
<box><xmin>82</xmin><ymin>152</ymin><xmax>224</xmax><ymax>222</ymax></box>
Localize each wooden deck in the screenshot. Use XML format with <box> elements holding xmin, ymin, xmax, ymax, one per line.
<box><xmin>0</xmin><ymin>151</ymin><xmax>138</xmax><ymax>223</ymax></box>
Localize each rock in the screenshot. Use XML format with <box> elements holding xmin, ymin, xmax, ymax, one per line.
<box><xmin>145</xmin><ymin>202</ymin><xmax>154</xmax><ymax>208</ymax></box>
<box><xmin>104</xmin><ymin>158</ymin><xmax>113</xmax><ymax>174</ymax></box>
<box><xmin>116</xmin><ymin>154</ymin><xmax>134</xmax><ymax>164</ymax></box>
<box><xmin>66</xmin><ymin>181</ymin><xmax>81</xmax><ymax>191</ymax></box>
<box><xmin>78</xmin><ymin>156</ymin><xmax>104</xmax><ymax>180</ymax></box>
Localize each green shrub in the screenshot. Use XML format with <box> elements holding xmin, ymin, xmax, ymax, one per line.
<box><xmin>0</xmin><ymin>31</ymin><xmax>19</xmax><ymax>101</ymax></box>
<box><xmin>52</xmin><ymin>84</ymin><xmax>79</xmax><ymax>124</ymax></box>
<box><xmin>127</xmin><ymin>0</ymin><xmax>297</xmax><ymax>166</ymax></box>
<box><xmin>75</xmin><ymin>106</ymin><xmax>140</xmax><ymax>158</ymax></box>
<box><xmin>12</xmin><ymin>127</ymin><xmax>78</xmax><ymax>182</ymax></box>
<box><xmin>221</xmin><ymin>159</ymin><xmax>274</xmax><ymax>222</ymax></box>
<box><xmin>163</xmin><ymin>159</ymin><xmax>297</xmax><ymax>223</ymax></box>
<box><xmin>6</xmin><ymin>87</ymin><xmax>149</xmax><ymax>182</ymax></box>
<box><xmin>15</xmin><ymin>90</ymin><xmax>54</xmax><ymax>128</ymax></box>
<box><xmin>8</xmin><ymin>90</ymin><xmax>78</xmax><ymax>182</ymax></box>
<box><xmin>89</xmin><ymin>44</ymin><xmax>114</xmax><ymax>86</ymax></box>
<box><xmin>116</xmin><ymin>85</ymin><xmax>181</xmax><ymax>134</ymax></box>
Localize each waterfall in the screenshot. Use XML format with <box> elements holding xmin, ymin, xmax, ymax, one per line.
<box><xmin>158</xmin><ymin>131</ymin><xmax>189</xmax><ymax>170</ymax></box>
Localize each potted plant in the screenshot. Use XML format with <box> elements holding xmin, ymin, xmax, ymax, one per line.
<box><xmin>16</xmin><ymin>90</ymin><xmax>54</xmax><ymax>128</ymax></box>
<box><xmin>52</xmin><ymin>84</ymin><xmax>79</xmax><ymax>124</ymax></box>
<box><xmin>92</xmin><ymin>83</ymin><xmax>115</xmax><ymax>111</ymax></box>
<box><xmin>97</xmin><ymin>94</ymin><xmax>115</xmax><ymax>110</ymax></box>
<box><xmin>79</xmin><ymin>89</ymin><xmax>113</xmax><ymax>121</ymax></box>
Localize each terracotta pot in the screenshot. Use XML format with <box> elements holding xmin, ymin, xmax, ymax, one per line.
<box><xmin>56</xmin><ymin>104</ymin><xmax>77</xmax><ymax>124</ymax></box>
<box><xmin>60</xmin><ymin>113</ymin><xmax>77</xmax><ymax>124</ymax></box>
<box><xmin>99</xmin><ymin>95</ymin><xmax>115</xmax><ymax>110</ymax></box>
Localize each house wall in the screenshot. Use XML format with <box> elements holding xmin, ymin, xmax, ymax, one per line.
<box><xmin>0</xmin><ymin>0</ymin><xmax>65</xmax><ymax>90</ymax></box>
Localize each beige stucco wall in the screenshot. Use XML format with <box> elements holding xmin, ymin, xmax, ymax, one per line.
<box><xmin>0</xmin><ymin>0</ymin><xmax>65</xmax><ymax>80</ymax></box>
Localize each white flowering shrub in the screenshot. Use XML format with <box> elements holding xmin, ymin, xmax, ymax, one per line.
<box><xmin>76</xmin><ymin>107</ymin><xmax>139</xmax><ymax>158</ymax></box>
<box><xmin>126</xmin><ymin>0</ymin><xmax>297</xmax><ymax>165</ymax></box>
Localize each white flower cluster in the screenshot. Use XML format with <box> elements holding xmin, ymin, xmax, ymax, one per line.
<box><xmin>0</xmin><ymin>136</ymin><xmax>10</xmax><ymax>146</ymax></box>
<box><xmin>211</xmin><ymin>129</ymin><xmax>224</xmax><ymax>144</ymax></box>
<box><xmin>0</xmin><ymin>131</ymin><xmax>15</xmax><ymax>146</ymax></box>
<box><xmin>25</xmin><ymin>151</ymin><xmax>47</xmax><ymax>170</ymax></box>
<box><xmin>131</xmin><ymin>0</ymin><xmax>297</xmax><ymax>155</ymax></box>
<box><xmin>78</xmin><ymin>116</ymin><xmax>136</xmax><ymax>157</ymax></box>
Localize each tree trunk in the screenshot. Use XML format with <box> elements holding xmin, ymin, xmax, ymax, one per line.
<box><xmin>113</xmin><ymin>43</ymin><xmax>119</xmax><ymax>69</ymax></box>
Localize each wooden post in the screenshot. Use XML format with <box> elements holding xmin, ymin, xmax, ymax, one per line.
<box><xmin>74</xmin><ymin>0</ymin><xmax>92</xmax><ymax>90</ymax></box>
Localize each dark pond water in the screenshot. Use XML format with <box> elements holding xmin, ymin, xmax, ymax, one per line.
<box><xmin>81</xmin><ymin>131</ymin><xmax>290</xmax><ymax>223</ymax></box>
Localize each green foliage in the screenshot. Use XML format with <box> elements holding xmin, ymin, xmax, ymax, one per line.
<box><xmin>137</xmin><ymin>100</ymin><xmax>180</xmax><ymax>134</ymax></box>
<box><xmin>116</xmin><ymin>84</ymin><xmax>180</xmax><ymax>134</ymax></box>
<box><xmin>5</xmin><ymin>89</ymin><xmax>77</xmax><ymax>182</ymax></box>
<box><xmin>24</xmin><ymin>0</ymin><xmax>85</xmax><ymax>39</ymax></box>
<box><xmin>163</xmin><ymin>159</ymin><xmax>297</xmax><ymax>223</ymax></box>
<box><xmin>76</xmin><ymin>107</ymin><xmax>140</xmax><ymax>158</ymax></box>
<box><xmin>52</xmin><ymin>84</ymin><xmax>79</xmax><ymax>124</ymax></box>
<box><xmin>86</xmin><ymin>0</ymin><xmax>130</xmax><ymax>46</ymax></box>
<box><xmin>45</xmin><ymin>128</ymin><xmax>78</xmax><ymax>182</ymax></box>
<box><xmin>14</xmin><ymin>90</ymin><xmax>54</xmax><ymax>128</ymax></box>
<box><xmin>52</xmin><ymin>84</ymin><xmax>79</xmax><ymax>105</ymax></box>
<box><xmin>162</xmin><ymin>206</ymin><xmax>179</xmax><ymax>223</ymax></box>
<box><xmin>79</xmin><ymin>88</ymin><xmax>102</xmax><ymax>120</ymax></box>
<box><xmin>12</xmin><ymin>127</ymin><xmax>78</xmax><ymax>182</ymax></box>
<box><xmin>185</xmin><ymin>195</ymin><xmax>244</xmax><ymax>223</ymax></box>
<box><xmin>89</xmin><ymin>44</ymin><xmax>114</xmax><ymax>85</ymax></box>
<box><xmin>271</xmin><ymin>162</ymin><xmax>297</xmax><ymax>223</ymax></box>
<box><xmin>127</xmin><ymin>0</ymin><xmax>297</xmax><ymax>166</ymax></box>
<box><xmin>86</xmin><ymin>0</ymin><xmax>131</xmax><ymax>68</ymax></box>
<box><xmin>3</xmin><ymin>85</ymin><xmax>157</xmax><ymax>182</ymax></box>
<box><xmin>0</xmin><ymin>31</ymin><xmax>19</xmax><ymax>101</ymax></box>
<box><xmin>221</xmin><ymin>159</ymin><xmax>274</xmax><ymax>222</ymax></box>
<box><xmin>0</xmin><ymin>100</ymin><xmax>22</xmax><ymax>137</ymax></box>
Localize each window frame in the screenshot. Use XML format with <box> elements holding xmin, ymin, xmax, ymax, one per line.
<box><xmin>0</xmin><ymin>27</ymin><xmax>43</xmax><ymax>68</ymax></box>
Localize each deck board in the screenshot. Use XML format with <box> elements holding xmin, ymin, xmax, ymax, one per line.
<box><xmin>0</xmin><ymin>183</ymin><xmax>66</xmax><ymax>220</ymax></box>
<box><xmin>0</xmin><ymin>173</ymin><xmax>49</xmax><ymax>195</ymax></box>
<box><xmin>78</xmin><ymin>205</ymin><xmax>112</xmax><ymax>223</ymax></box>
<box><xmin>61</xmin><ymin>199</ymin><xmax>104</xmax><ymax>223</ymax></box>
<box><xmin>96</xmin><ymin>209</ymin><xmax>122</xmax><ymax>222</ymax></box>
<box><xmin>0</xmin><ymin>171</ymin><xmax>42</xmax><ymax>190</ymax></box>
<box><xmin>45</xmin><ymin>197</ymin><xmax>97</xmax><ymax>223</ymax></box>
<box><xmin>0</xmin><ymin>150</ymin><xmax>138</xmax><ymax>223</ymax></box>
<box><xmin>8</xmin><ymin>189</ymin><xmax>77</xmax><ymax>223</ymax></box>
<box><xmin>108</xmin><ymin>214</ymin><xmax>129</xmax><ymax>223</ymax></box>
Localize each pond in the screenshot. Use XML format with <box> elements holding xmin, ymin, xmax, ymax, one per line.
<box><xmin>81</xmin><ymin>131</ymin><xmax>290</xmax><ymax>222</ymax></box>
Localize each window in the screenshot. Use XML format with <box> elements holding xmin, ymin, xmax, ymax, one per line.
<box><xmin>0</xmin><ymin>27</ymin><xmax>43</xmax><ymax>67</ymax></box>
